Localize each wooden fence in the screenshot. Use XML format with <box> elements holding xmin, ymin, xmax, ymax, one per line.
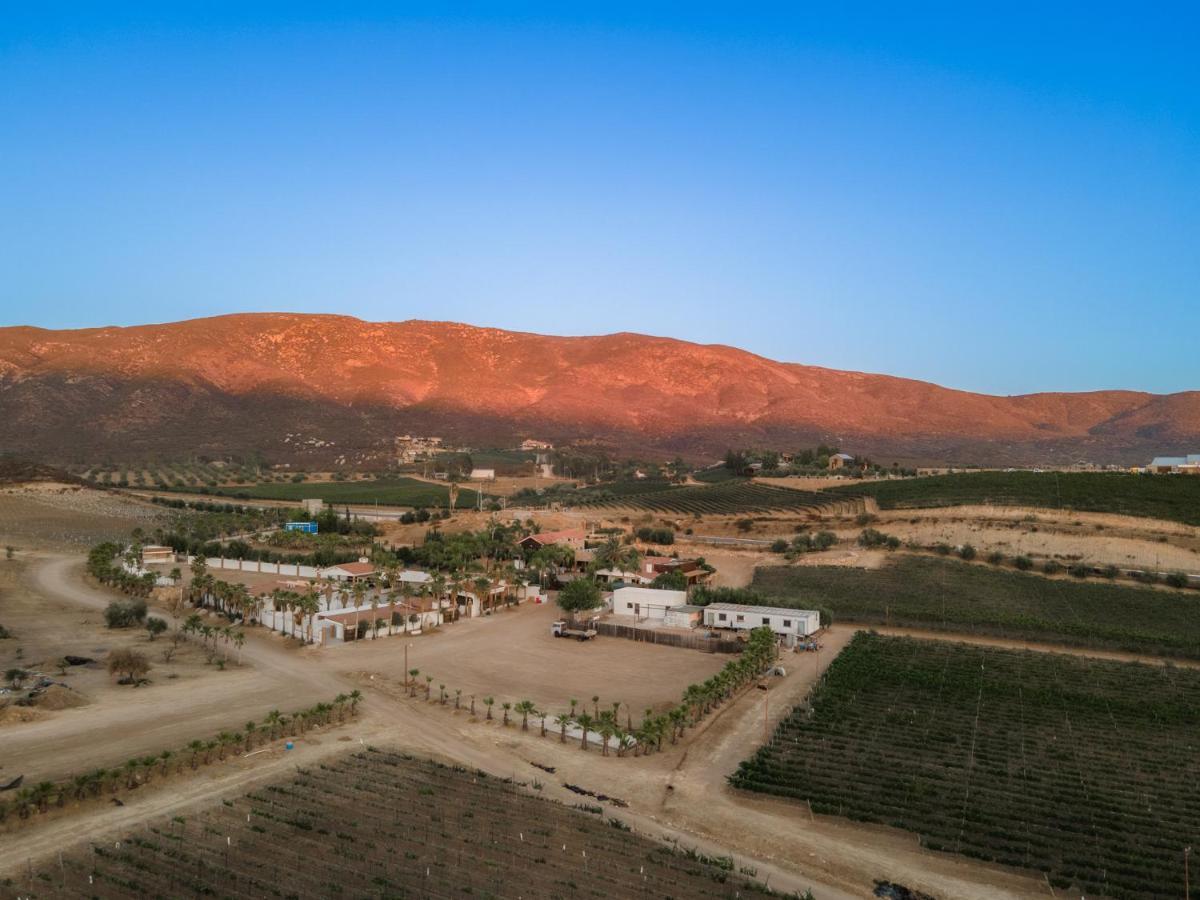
<box><xmin>595</xmin><ymin>622</ymin><xmax>743</xmax><ymax>654</ymax></box>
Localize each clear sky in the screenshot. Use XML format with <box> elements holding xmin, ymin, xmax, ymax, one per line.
<box><xmin>1</xmin><ymin>3</ymin><xmax>1196</xmax><ymax>395</ymax></box>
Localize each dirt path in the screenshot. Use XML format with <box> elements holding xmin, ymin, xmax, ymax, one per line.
<box><xmin>860</xmin><ymin>623</ymin><xmax>1200</xmax><ymax>669</ymax></box>
<box><xmin>2</xmin><ymin>555</ymin><xmax>340</xmax><ymax>784</ymax></box>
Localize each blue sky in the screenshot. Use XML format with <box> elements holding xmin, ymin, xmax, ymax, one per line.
<box><xmin>1</xmin><ymin>3</ymin><xmax>1196</xmax><ymax>395</ymax></box>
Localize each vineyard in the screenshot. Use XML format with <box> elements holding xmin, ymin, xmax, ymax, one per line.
<box><xmin>201</xmin><ymin>477</ymin><xmax>483</xmax><ymax>509</ymax></box>
<box><xmin>751</xmin><ymin>556</ymin><xmax>1200</xmax><ymax>658</ymax></box>
<box><xmin>16</xmin><ymin>750</ymin><xmax>796</xmax><ymax>899</ymax></box>
<box><xmin>572</xmin><ymin>481</ymin><xmax>846</xmax><ymax>515</ymax></box>
<box><xmin>826</xmin><ymin>471</ymin><xmax>1200</xmax><ymax>525</ymax></box>
<box><xmin>732</xmin><ymin>633</ymin><xmax>1200</xmax><ymax>899</ymax></box>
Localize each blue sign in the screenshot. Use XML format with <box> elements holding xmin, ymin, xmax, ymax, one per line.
<box><xmin>285</xmin><ymin>521</ymin><xmax>319</xmax><ymax>534</ymax></box>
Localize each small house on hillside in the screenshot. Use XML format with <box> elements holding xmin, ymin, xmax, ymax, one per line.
<box><xmin>141</xmin><ymin>545</ymin><xmax>174</xmax><ymax>566</ymax></box>
<box><xmin>828</xmin><ymin>453</ymin><xmax>856</xmax><ymax>470</ymax></box>
<box><xmin>320</xmin><ymin>561</ymin><xmax>377</xmax><ymax>583</ymax></box>
<box><xmin>518</xmin><ymin>529</ymin><xmax>587</xmax><ymax>551</ymax></box>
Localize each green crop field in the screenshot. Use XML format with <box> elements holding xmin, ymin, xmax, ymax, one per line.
<box><xmin>732</xmin><ymin>633</ymin><xmax>1200</xmax><ymax>899</ymax></box>
<box><xmin>825</xmin><ymin>470</ymin><xmax>1200</xmax><ymax>525</ymax></box>
<box><xmin>29</xmin><ymin>749</ymin><xmax>783</xmax><ymax>900</ymax></box>
<box><xmin>751</xmin><ymin>555</ymin><xmax>1200</xmax><ymax>658</ymax></box>
<box><xmin>573</xmin><ymin>481</ymin><xmax>841</xmax><ymax>515</ymax></box>
<box><xmin>201</xmin><ymin>477</ymin><xmax>483</xmax><ymax>509</ymax></box>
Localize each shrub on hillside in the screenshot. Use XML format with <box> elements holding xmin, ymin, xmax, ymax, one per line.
<box><xmin>105</xmin><ymin>599</ymin><xmax>148</xmax><ymax>629</ymax></box>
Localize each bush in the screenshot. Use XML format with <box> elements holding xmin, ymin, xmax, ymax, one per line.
<box><xmin>1014</xmin><ymin>555</ymin><xmax>1033</xmax><ymax>571</ymax></box>
<box><xmin>107</xmin><ymin>648</ymin><xmax>152</xmax><ymax>684</ymax></box>
<box><xmin>1068</xmin><ymin>563</ymin><xmax>1090</xmax><ymax>579</ymax></box>
<box><xmin>958</xmin><ymin>544</ymin><xmax>976</xmax><ymax>561</ymax></box>
<box><xmin>1043</xmin><ymin>560</ymin><xmax>1063</xmax><ymax>576</ymax></box>
<box><xmin>1101</xmin><ymin>565</ymin><xmax>1119</xmax><ymax>580</ymax></box>
<box><xmin>1166</xmin><ymin>571</ymin><xmax>1190</xmax><ymax>589</ymax></box>
<box><xmin>987</xmin><ymin>552</ymin><xmax>1005</xmax><ymax>565</ymax></box>
<box><xmin>634</xmin><ymin>527</ymin><xmax>675</xmax><ymax>545</ymax></box>
<box><xmin>857</xmin><ymin>528</ymin><xmax>893</xmax><ymax>549</ymax></box>
<box><xmin>105</xmin><ymin>599</ymin><xmax>148</xmax><ymax>629</ymax></box>
<box><xmin>770</xmin><ymin>539</ymin><xmax>789</xmax><ymax>554</ymax></box>
<box><xmin>934</xmin><ymin>543</ymin><xmax>952</xmax><ymax>556</ymax></box>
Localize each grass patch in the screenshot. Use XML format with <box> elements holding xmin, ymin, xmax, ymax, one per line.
<box><xmin>751</xmin><ymin>555</ymin><xmax>1200</xmax><ymax>658</ymax></box>
<box><xmin>825</xmin><ymin>471</ymin><xmax>1200</xmax><ymax>525</ymax></box>
<box><xmin>732</xmin><ymin>633</ymin><xmax>1200</xmax><ymax>900</ymax></box>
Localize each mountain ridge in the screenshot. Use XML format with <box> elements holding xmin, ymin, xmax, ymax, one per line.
<box><xmin>1</xmin><ymin>313</ymin><xmax>1196</xmax><ymax>466</ymax></box>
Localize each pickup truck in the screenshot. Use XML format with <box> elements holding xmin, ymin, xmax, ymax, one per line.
<box><xmin>550</xmin><ymin>619</ymin><xmax>598</xmax><ymax>641</ymax></box>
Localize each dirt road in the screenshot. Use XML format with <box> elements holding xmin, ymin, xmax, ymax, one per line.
<box><xmin>2</xmin><ymin>555</ymin><xmax>338</xmax><ymax>784</ymax></box>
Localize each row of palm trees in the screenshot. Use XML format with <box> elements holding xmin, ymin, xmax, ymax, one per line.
<box><xmin>401</xmin><ymin>628</ymin><xmax>777</xmax><ymax>758</ymax></box>
<box><xmin>0</xmin><ymin>692</ymin><xmax>361</xmax><ymax>826</ymax></box>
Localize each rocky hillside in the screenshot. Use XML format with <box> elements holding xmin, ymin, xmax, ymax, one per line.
<box><xmin>0</xmin><ymin>313</ymin><xmax>1195</xmax><ymax>466</ymax></box>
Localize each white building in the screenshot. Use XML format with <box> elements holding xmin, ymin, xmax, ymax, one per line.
<box><xmin>610</xmin><ymin>586</ymin><xmax>689</xmax><ymax>621</ymax></box>
<box><xmin>469</xmin><ymin>468</ymin><xmax>496</xmax><ymax>480</ymax></box>
<box><xmin>702</xmin><ymin>603</ymin><xmax>820</xmax><ymax>647</ymax></box>
<box><xmin>1148</xmin><ymin>454</ymin><xmax>1200</xmax><ymax>474</ymax></box>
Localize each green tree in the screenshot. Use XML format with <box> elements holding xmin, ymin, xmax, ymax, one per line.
<box><xmin>145</xmin><ymin>617</ymin><xmax>168</xmax><ymax>641</ymax></box>
<box><xmin>556</xmin><ymin>579</ymin><xmax>603</xmax><ymax>620</ymax></box>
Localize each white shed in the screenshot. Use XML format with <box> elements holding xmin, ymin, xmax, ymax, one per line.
<box><xmin>702</xmin><ymin>603</ymin><xmax>820</xmax><ymax>647</ymax></box>
<box><xmin>663</xmin><ymin>605</ymin><xmax>704</xmax><ymax>629</ymax></box>
<box><xmin>610</xmin><ymin>586</ymin><xmax>689</xmax><ymax>621</ymax></box>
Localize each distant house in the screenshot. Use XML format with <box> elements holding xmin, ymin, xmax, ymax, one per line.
<box><xmin>469</xmin><ymin>468</ymin><xmax>496</xmax><ymax>480</ymax></box>
<box><xmin>594</xmin><ymin>556</ymin><xmax>712</xmax><ymax>588</ymax></box>
<box><xmin>520</xmin><ymin>439</ymin><xmax>554</xmax><ymax>451</ymax></box>
<box><xmin>320</xmin><ymin>561</ymin><xmax>377</xmax><ymax>583</ymax></box>
<box><xmin>828</xmin><ymin>453</ymin><xmax>856</xmax><ymax>470</ymax></box>
<box><xmin>518</xmin><ymin>529</ymin><xmax>587</xmax><ymax>552</ymax></box>
<box><xmin>1148</xmin><ymin>454</ymin><xmax>1200</xmax><ymax>474</ymax></box>
<box><xmin>702</xmin><ymin>603</ymin><xmax>820</xmax><ymax>647</ymax></box>
<box><xmin>140</xmin><ymin>545</ymin><xmax>174</xmax><ymax>566</ymax></box>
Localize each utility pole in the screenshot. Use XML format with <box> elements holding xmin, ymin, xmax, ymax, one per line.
<box><xmin>1185</xmin><ymin>846</ymin><xmax>1191</xmax><ymax>900</ymax></box>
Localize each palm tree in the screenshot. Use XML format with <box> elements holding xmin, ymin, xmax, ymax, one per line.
<box><xmin>501</xmin><ymin>701</ymin><xmax>511</xmax><ymax>726</ymax></box>
<box><xmin>597</xmin><ymin>719</ymin><xmax>614</xmax><ymax>756</ymax></box>
<box><xmin>575</xmin><ymin>713</ymin><xmax>594</xmax><ymax>751</ymax></box>
<box><xmin>515</xmin><ymin>700</ymin><xmax>536</xmax><ymax>731</ymax></box>
<box><xmin>555</xmin><ymin>711</ymin><xmax>573</xmax><ymax>743</ymax></box>
<box><xmin>348</xmin><ymin>690</ymin><xmax>362</xmax><ymax>714</ymax></box>
<box><xmin>454</xmin><ymin>688</ymin><xmax>462</xmax><ymax>710</ymax></box>
<box><xmin>368</xmin><ymin>592</ymin><xmax>381</xmax><ymax>638</ymax></box>
<box><xmin>483</xmin><ymin>696</ymin><xmax>495</xmax><ymax>720</ymax></box>
<box><xmin>408</xmin><ymin>668</ymin><xmax>420</xmax><ymax>697</ymax></box>
<box><xmin>592</xmin><ymin>694</ymin><xmax>600</xmax><ymax>719</ymax></box>
<box><xmin>536</xmin><ymin>708</ymin><xmax>548</xmax><ymax>737</ymax></box>
<box><xmin>473</xmin><ymin>575</ymin><xmax>493</xmax><ymax>615</ymax></box>
<box><xmin>424</xmin><ymin>674</ymin><xmax>433</xmax><ymax>700</ymax></box>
